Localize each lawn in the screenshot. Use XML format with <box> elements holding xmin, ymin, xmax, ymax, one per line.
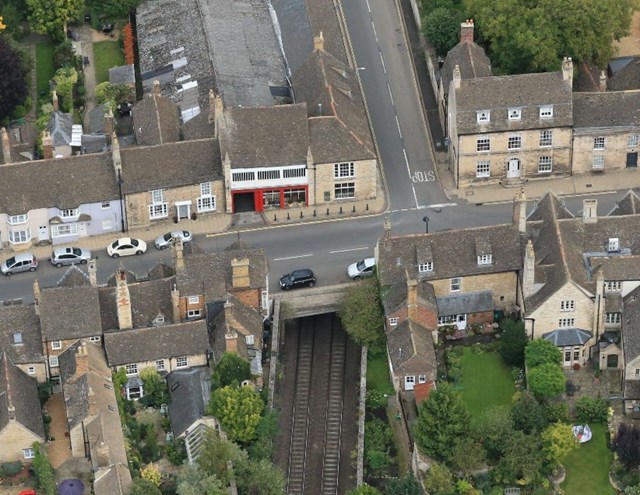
<box><xmin>36</xmin><ymin>42</ymin><xmax>56</xmax><ymax>98</ymax></box>
<box><xmin>561</xmin><ymin>423</ymin><xmax>615</xmax><ymax>495</ymax></box>
<box><xmin>93</xmin><ymin>41</ymin><xmax>125</xmax><ymax>84</ymax></box>
<box><xmin>367</xmin><ymin>352</ymin><xmax>394</xmax><ymax>395</ymax></box>
<box><xmin>459</xmin><ymin>347</ymin><xmax>515</xmax><ymax>420</ymax></box>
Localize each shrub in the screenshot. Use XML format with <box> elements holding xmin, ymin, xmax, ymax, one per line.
<box><xmin>499</xmin><ymin>319</ymin><xmax>527</xmax><ymax>367</ymax></box>
<box><xmin>525</xmin><ymin>340</ymin><xmax>562</xmax><ymax>368</ymax></box>
<box><xmin>1</xmin><ymin>461</ymin><xmax>23</xmax><ymax>477</ymax></box>
<box><xmin>123</xmin><ymin>23</ymin><xmax>135</xmax><ymax>65</ymax></box>
<box><xmin>166</xmin><ymin>438</ymin><xmax>187</xmax><ymax>465</ymax></box>
<box><xmin>32</xmin><ymin>444</ymin><xmax>55</xmax><ymax>495</ymax></box>
<box><xmin>528</xmin><ymin>363</ymin><xmax>566</xmax><ymax>399</ymax></box>
<box><xmin>366</xmin><ymin>389</ymin><xmax>388</xmax><ymax>410</ymax></box>
<box><xmin>575</xmin><ymin>397</ymin><xmax>608</xmax><ymax>423</ymax></box>
<box><xmin>544</xmin><ymin>402</ymin><xmax>568</xmax><ymax>423</ymax></box>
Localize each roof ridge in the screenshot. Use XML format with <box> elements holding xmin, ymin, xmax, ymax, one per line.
<box><xmin>551</xmin><ymin>197</ymin><xmax>572</xmax><ymax>282</ymax></box>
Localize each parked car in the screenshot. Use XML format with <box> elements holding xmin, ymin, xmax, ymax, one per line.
<box><xmin>50</xmin><ymin>246</ymin><xmax>92</xmax><ymax>267</ymax></box>
<box><xmin>347</xmin><ymin>257</ymin><xmax>376</xmax><ymax>279</ymax></box>
<box><xmin>154</xmin><ymin>230</ymin><xmax>192</xmax><ymax>250</ymax></box>
<box><xmin>107</xmin><ymin>237</ymin><xmax>147</xmax><ymax>258</ymax></box>
<box><xmin>1</xmin><ymin>253</ymin><xmax>38</xmax><ymax>276</ymax></box>
<box><xmin>279</xmin><ymin>269</ymin><xmax>316</xmax><ymax>290</ymax></box>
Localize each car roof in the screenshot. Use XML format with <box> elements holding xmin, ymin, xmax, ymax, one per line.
<box><xmin>292</xmin><ymin>269</ymin><xmax>314</xmax><ymax>277</ymax></box>
<box><xmin>12</xmin><ymin>253</ymin><xmax>35</xmax><ymax>261</ymax></box>
<box><xmin>53</xmin><ymin>247</ymin><xmax>75</xmax><ymax>255</ymax></box>
<box><xmin>363</xmin><ymin>257</ymin><xmax>376</xmax><ymax>265</ymax></box>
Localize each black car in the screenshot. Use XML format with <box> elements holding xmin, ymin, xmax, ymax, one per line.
<box><xmin>279</xmin><ymin>269</ymin><xmax>316</xmax><ymax>290</ymax></box>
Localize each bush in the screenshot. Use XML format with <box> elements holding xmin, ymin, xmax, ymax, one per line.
<box><xmin>366</xmin><ymin>389</ymin><xmax>388</xmax><ymax>410</ymax></box>
<box><xmin>166</xmin><ymin>438</ymin><xmax>187</xmax><ymax>465</ymax></box>
<box><xmin>499</xmin><ymin>319</ymin><xmax>527</xmax><ymax>367</ymax></box>
<box><xmin>544</xmin><ymin>402</ymin><xmax>568</xmax><ymax>423</ymax></box>
<box><xmin>525</xmin><ymin>340</ymin><xmax>562</xmax><ymax>368</ymax></box>
<box><xmin>32</xmin><ymin>444</ymin><xmax>55</xmax><ymax>495</ymax></box>
<box><xmin>575</xmin><ymin>397</ymin><xmax>608</xmax><ymax>423</ymax></box>
<box><xmin>1</xmin><ymin>461</ymin><xmax>23</xmax><ymax>477</ymax></box>
<box><xmin>528</xmin><ymin>363</ymin><xmax>566</xmax><ymax>399</ymax></box>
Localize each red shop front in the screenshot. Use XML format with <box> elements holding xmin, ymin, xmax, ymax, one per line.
<box><xmin>231</xmin><ymin>186</ymin><xmax>309</xmax><ymax>213</ymax></box>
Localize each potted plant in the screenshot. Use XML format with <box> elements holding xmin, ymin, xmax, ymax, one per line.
<box><xmin>573</xmin><ymin>363</ymin><xmax>581</xmax><ymax>371</ymax></box>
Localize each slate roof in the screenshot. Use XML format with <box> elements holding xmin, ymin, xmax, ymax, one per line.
<box><xmin>441</xmin><ymin>41</ymin><xmax>491</xmax><ymax>97</ymax></box>
<box><xmin>303</xmin><ymin>0</ymin><xmax>348</xmax><ymax>65</ymax></box>
<box><xmin>93</xmin><ymin>463</ymin><xmax>132</xmax><ymax>495</ymax></box>
<box><xmin>88</xmin><ymin>104</ymin><xmax>109</xmax><ymax>134</ymax></box>
<box><xmin>48</xmin><ymin>112</ymin><xmax>74</xmax><ymax>147</ymax></box>
<box><xmin>386</xmin><ymin>320</ymin><xmax>436</xmax><ymax>378</ymax></box>
<box><xmin>0</xmin><ymin>352</ymin><xmax>45</xmax><ymax>439</ymax></box>
<box><xmin>98</xmin><ymin>276</ymin><xmax>175</xmax><ymax>330</ymax></box>
<box><xmin>167</xmin><ymin>367</ymin><xmax>211</xmax><ymax>437</ymax></box>
<box><xmin>624</xmin><ymin>379</ymin><xmax>640</xmax><ymax>401</ymax></box>
<box><xmin>109</xmin><ymin>64</ymin><xmax>135</xmax><ymax>85</ymax></box>
<box><xmin>573</xmin><ymin>91</ymin><xmax>640</xmax><ymax>128</ymax></box>
<box><xmin>377</xmin><ymin>224</ymin><xmax>522</xmax><ymax>287</ymax></box>
<box><xmin>104</xmin><ymin>320</ymin><xmax>209</xmax><ymax>366</ymax></box>
<box><xmin>609</xmin><ymin>190</ymin><xmax>640</xmax><ymax>216</ymax></box>
<box><xmin>623</xmin><ymin>286</ymin><xmax>640</xmax><ymax>366</ymax></box>
<box><xmin>0</xmin><ymin>122</ymin><xmax>37</xmax><ymax>163</ymax></box>
<box><xmin>436</xmin><ymin>290</ymin><xmax>494</xmax><ymax>317</ymax></box>
<box><xmin>219</xmin><ymin>104</ymin><xmax>309</xmax><ymax>168</ymax></box>
<box><xmin>181</xmin><ymin>110</ymin><xmax>215</xmax><ymax>141</ymax></box>
<box><xmin>608</xmin><ymin>57</ymin><xmax>640</xmax><ymax>91</ymax></box>
<box><xmin>0</xmin><ymin>305</ymin><xmax>44</xmax><ymax>365</ymax></box>
<box><xmin>57</xmin><ymin>265</ymin><xmax>91</xmax><ymax>287</ymax></box>
<box><xmin>120</xmin><ymin>139</ymin><xmax>222</xmax><ymax>193</ymax></box>
<box><xmin>381</xmin><ymin>278</ymin><xmax>437</xmax><ymax>317</ymax></box>
<box><xmin>0</xmin><ymin>153</ymin><xmax>119</xmax><ymax>215</ymax></box>
<box><xmin>542</xmin><ymin>328</ymin><xmax>592</xmax><ymax>346</ymax></box>
<box><xmin>132</xmin><ymin>93</ymin><xmax>181</xmax><ymax>146</ymax></box>
<box><xmin>293</xmin><ymin>48</ymin><xmax>376</xmax><ymax>162</ymax></box>
<box><xmin>454</xmin><ymin>72</ymin><xmax>573</xmax><ymax>135</ymax></box>
<box><xmin>176</xmin><ymin>248</ymin><xmax>268</xmax><ymax>300</ymax></box>
<box><xmin>39</xmin><ymin>284</ymin><xmax>102</xmax><ymax>341</ymax></box>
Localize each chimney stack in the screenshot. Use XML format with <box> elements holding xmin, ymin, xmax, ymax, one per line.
<box><xmin>88</xmin><ymin>259</ymin><xmax>97</xmax><ymax>287</ymax></box>
<box><xmin>33</xmin><ymin>278</ymin><xmax>41</xmax><ymax>316</ymax></box>
<box><xmin>213</xmin><ymin>93</ymin><xmax>224</xmax><ymax>139</ymax></box>
<box><xmin>52</xmin><ymin>90</ymin><xmax>59</xmax><ymax>113</ymax></box>
<box><xmin>171</xmin><ymin>236</ymin><xmax>185</xmax><ymax>272</ymax></box>
<box><xmin>115</xmin><ymin>268</ymin><xmax>133</xmax><ymax>330</ymax></box>
<box><xmin>599</xmin><ymin>70</ymin><xmax>607</xmax><ymax>92</ymax></box>
<box><xmin>453</xmin><ymin>64</ymin><xmax>462</xmax><ymax>89</ymax></box>
<box><xmin>583</xmin><ymin>199</ymin><xmax>598</xmax><ymax>223</ymax></box>
<box><xmin>42</xmin><ymin>130</ymin><xmax>53</xmax><ymax>160</ymax></box>
<box><xmin>460</xmin><ymin>19</ymin><xmax>474</xmax><ymax>44</ymax></box>
<box><xmin>0</xmin><ymin>127</ymin><xmax>11</xmax><ymax>164</ymax></box>
<box><xmin>407</xmin><ymin>277</ymin><xmax>418</xmax><ymax>322</ymax></box>
<box><xmin>104</xmin><ymin>107</ymin><xmax>114</xmax><ymax>144</ymax></box>
<box><xmin>171</xmin><ymin>284</ymin><xmax>181</xmax><ymax>323</ymax></box>
<box><xmin>208</xmin><ymin>89</ymin><xmax>216</xmax><ymax>124</ymax></box>
<box><xmin>562</xmin><ymin>57</ymin><xmax>573</xmax><ymax>87</ymax></box>
<box><xmin>512</xmin><ymin>188</ymin><xmax>527</xmax><ymax>234</ymax></box>
<box><xmin>152</xmin><ymin>80</ymin><xmax>161</xmax><ymax>97</ymax></box>
<box><xmin>111</xmin><ymin>133</ymin><xmax>122</xmax><ymax>175</ymax></box>
<box><xmin>313</xmin><ymin>31</ymin><xmax>325</xmax><ymax>52</ymax></box>
<box><xmin>75</xmin><ymin>341</ymin><xmax>90</xmax><ymax>376</ymax></box>
<box><xmin>231</xmin><ymin>258</ymin><xmax>251</xmax><ymax>289</ymax></box>
<box><xmin>524</xmin><ymin>240</ymin><xmax>536</xmax><ymax>298</ymax></box>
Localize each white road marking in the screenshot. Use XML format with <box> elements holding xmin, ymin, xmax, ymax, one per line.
<box><xmin>387</xmin><ymin>83</ymin><xmax>394</xmax><ymax>105</ymax></box>
<box><xmin>427</xmin><ymin>203</ymin><xmax>458</xmax><ymax>208</ymax></box>
<box><xmin>380</xmin><ymin>51</ymin><xmax>386</xmax><ymax>74</ymax></box>
<box><xmin>395</xmin><ymin>115</ymin><xmax>402</xmax><ymax>138</ymax></box>
<box><xmin>372</xmin><ymin>22</ymin><xmax>378</xmax><ymax>43</ymax></box>
<box><xmin>402</xmin><ymin>149</ymin><xmax>419</xmax><ymax>208</ymax></box>
<box><xmin>273</xmin><ymin>254</ymin><xmax>313</xmax><ymax>261</ymax></box>
<box><xmin>366</xmin><ymin>0</ymin><xmax>371</xmax><ymax>12</ymax></box>
<box><xmin>330</xmin><ymin>246</ymin><xmax>370</xmax><ymax>254</ymax></box>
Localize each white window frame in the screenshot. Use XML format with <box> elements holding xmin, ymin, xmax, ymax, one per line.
<box><xmin>508</xmin><ymin>108</ymin><xmax>521</xmax><ymax>121</ymax></box>
<box><xmin>540</xmin><ymin>105</ymin><xmax>553</xmax><ymax>118</ymax></box>
<box><xmin>51</xmin><ymin>340</ymin><xmax>62</xmax><ymax>350</ymax></box>
<box><xmin>89</xmin><ymin>336</ymin><xmax>101</xmax><ymax>342</ymax></box>
<box><xmin>156</xmin><ymin>359</ymin><xmax>165</xmax><ymax>372</ymax></box>
<box><xmin>476</xmin><ymin>161</ymin><xmax>490</xmax><ymax>178</ymax></box>
<box><xmin>450</xmin><ymin>277</ymin><xmax>461</xmax><ymax>292</ymax></box>
<box><xmin>334</xmin><ymin>182</ymin><xmax>355</xmax><ymax>199</ymax></box>
<box><xmin>13</xmin><ymin>332</ymin><xmax>22</xmax><ymax>344</ymax></box>
<box><xmin>125</xmin><ymin>364</ymin><xmax>138</xmax><ymax>376</ymax></box>
<box><xmin>389</xmin><ymin>317</ymin><xmax>398</xmax><ymax>327</ymax></box>
<box><xmin>23</xmin><ymin>448</ymin><xmax>35</xmax><ymax>459</ymax></box>
<box><xmin>605</xmin><ymin>313</ymin><xmax>621</xmax><ymax>324</ymax></box>
<box><xmin>592</xmin><ymin>155</ymin><xmax>605</xmax><ymax>170</ymax></box>
<box><xmin>605</xmin><ymin>281</ymin><xmax>622</xmax><ymax>292</ymax></box>
<box><xmin>628</xmin><ymin>134</ymin><xmax>639</xmax><ymax>148</ymax></box>
<box><xmin>51</xmin><ymin>223</ymin><xmax>78</xmax><ymax>238</ymax></box>
<box><xmin>188</xmin><ymin>295</ymin><xmax>200</xmax><ymax>304</ymax></box>
<box><xmin>477</xmin><ymin>254</ymin><xmax>492</xmax><ymax>266</ymax></box>
<box><xmin>232</xmin><ymin>171</ymin><xmax>255</xmax><ymax>182</ymax></box>
<box><xmin>507</xmin><ymin>135</ymin><xmax>522</xmax><ymax>150</ymax></box>
<box><xmin>334</xmin><ymin>162</ymin><xmax>355</xmax><ymax>178</ymax></box>
<box><xmin>476</xmin><ymin>137</ymin><xmax>490</xmax><ymax>152</ymax></box>
<box><xmin>476</xmin><ymin>110</ymin><xmax>490</xmax><ymax>123</ymax></box>
<box><xmin>27</xmin><ymin>366</ymin><xmax>36</xmax><ymax>375</ymax></box>
<box><xmin>539</xmin><ymin>130</ymin><xmax>553</xmax><ymax>147</ymax></box>
<box><xmin>418</xmin><ymin>374</ymin><xmax>427</xmax><ymax>384</ymax></box>
<box><xmin>59</xmin><ymin>208</ymin><xmax>78</xmax><ymax>218</ymax></box>
<box><xmin>49</xmin><ymin>356</ymin><xmax>59</xmax><ymax>368</ymax></box>
<box><xmin>538</xmin><ymin>156</ymin><xmax>553</xmax><ymax>173</ymax></box>
<box><xmin>197</xmin><ymin>182</ymin><xmax>216</xmax><ymax>213</ymax></box>
<box><xmin>593</xmin><ymin>137</ymin><xmax>605</xmax><ymax>150</ymax></box>
<box><xmin>151</xmin><ymin>189</ymin><xmax>164</xmax><ymax>203</ymax></box>
<box><xmin>9</xmin><ymin>229</ymin><xmax>31</xmax><ymax>244</ymax></box>
<box><xmin>149</xmin><ymin>203</ymin><xmax>168</xmax><ymax>220</ymax></box>
<box><xmin>558</xmin><ymin>318</ymin><xmax>575</xmax><ymax>328</ymax></box>
<box><xmin>187</xmin><ymin>309</ymin><xmax>202</xmax><ymax>318</ymax></box>
<box><xmin>246</xmin><ymin>335</ymin><xmax>255</xmax><ymax>347</ymax></box>
<box><xmin>560</xmin><ymin>300</ymin><xmax>575</xmax><ymax>312</ymax></box>
<box><xmin>176</xmin><ymin>356</ymin><xmax>188</xmax><ymax>368</ymax></box>
<box><xmin>7</xmin><ymin>214</ymin><xmax>29</xmax><ymax>225</ymax></box>
<box><xmin>418</xmin><ymin>261</ymin><xmax>433</xmax><ymax>273</ymax></box>
<box><xmin>438</xmin><ymin>315</ymin><xmax>457</xmax><ymax>326</ymax></box>
<box><xmin>101</xmin><ymin>201</ymin><xmax>111</xmax><ymax>209</ymax></box>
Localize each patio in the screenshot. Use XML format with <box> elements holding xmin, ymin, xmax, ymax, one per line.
<box><xmin>563</xmin><ymin>361</ymin><xmax>623</xmax><ymax>416</ymax></box>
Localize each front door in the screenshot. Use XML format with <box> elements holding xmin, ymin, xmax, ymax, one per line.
<box><xmin>607</xmin><ymin>354</ymin><xmax>619</xmax><ymax>368</ymax></box>
<box><xmin>627</xmin><ymin>152</ymin><xmax>638</xmax><ymax>168</ymax></box>
<box><xmin>38</xmin><ymin>225</ymin><xmax>48</xmax><ymax>241</ymax></box>
<box><xmin>404</xmin><ymin>375</ymin><xmax>415</xmax><ymax>391</ymax></box>
<box><xmin>507</xmin><ymin>158</ymin><xmax>521</xmax><ymax>178</ymax></box>
<box><xmin>456</xmin><ymin>314</ymin><xmax>467</xmax><ymax>330</ymax></box>
<box><xmin>563</xmin><ymin>348</ymin><xmax>572</xmax><ymax>367</ymax></box>
<box><xmin>78</xmin><ymin>222</ymin><xmax>87</xmax><ymax>236</ymax></box>
<box><xmin>176</xmin><ymin>202</ymin><xmax>191</xmax><ymax>220</ymax></box>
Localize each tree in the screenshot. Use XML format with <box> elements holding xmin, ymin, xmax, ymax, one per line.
<box><xmin>339</xmin><ymin>277</ymin><xmax>385</xmax><ymax>351</ymax></box>
<box><xmin>140</xmin><ymin>463</ymin><xmax>162</xmax><ymax>486</ymax></box>
<box><xmin>212</xmin><ymin>352</ymin><xmax>252</xmax><ymax>389</ymax></box>
<box><xmin>52</xmin><ymin>65</ymin><xmax>78</xmax><ymax>113</ymax></box>
<box><xmin>499</xmin><ymin>319</ymin><xmax>527</xmax><ymax>367</ymax></box>
<box><xmin>528</xmin><ymin>363</ymin><xmax>566</xmax><ymax>399</ymax></box>
<box><xmin>476</xmin><ymin>405</ymin><xmax>514</xmax><ymax>459</ymax></box>
<box><xmin>464</xmin><ymin>0</ymin><xmax>634</xmax><ymax>73</ymax></box>
<box><xmin>208</xmin><ymin>385</ymin><xmax>263</xmax><ymax>443</ymax></box>
<box><xmin>542</xmin><ymin>423</ymin><xmax>577</xmax><ymax>466</ymax></box>
<box><xmin>129</xmin><ymin>478</ymin><xmax>162</xmax><ymax>495</ymax></box>
<box><xmin>450</xmin><ymin>436</ymin><xmax>486</xmax><ymax>474</ymax></box>
<box><xmin>414</xmin><ymin>383</ymin><xmax>471</xmax><ymax>463</ymax></box>
<box><xmin>95</xmin><ymin>81</ymin><xmax>133</xmax><ymax>111</ymax></box>
<box><xmin>26</xmin><ymin>0</ymin><xmax>84</xmax><ymax>41</ymax></box>
<box><xmin>53</xmin><ymin>40</ymin><xmax>79</xmax><ymax>70</ymax></box>
<box><xmin>248</xmin><ymin>410</ymin><xmax>279</xmax><ymax>461</ymax></box>
<box><xmin>625</xmin><ymin>485</ymin><xmax>640</xmax><ymax>495</ymax></box>
<box><xmin>32</xmin><ymin>443</ymin><xmax>56</xmax><ymax>495</ymax></box>
<box><xmin>385</xmin><ymin>473</ymin><xmax>422</xmax><ymax>495</ymax></box>
<box><xmin>86</xmin><ymin>0</ymin><xmax>141</xmax><ymax>18</ymax></box>
<box><xmin>525</xmin><ymin>339</ymin><xmax>562</xmax><ymax>368</ymax></box>
<box><xmin>365</xmin><ymin>417</ymin><xmax>394</xmax><ymax>477</ymax></box>
<box><xmin>495</xmin><ymin>430</ymin><xmax>544</xmax><ymax>486</ymax></box>
<box><xmin>423</xmin><ymin>462</ymin><xmax>454</xmax><ymax>495</ymax></box>
<box><xmin>176</xmin><ymin>465</ymin><xmax>227</xmax><ymax>495</ymax></box>
<box><xmin>347</xmin><ymin>485</ymin><xmax>382</xmax><ymax>495</ymax></box>
<box><xmin>511</xmin><ymin>391</ymin><xmax>548</xmax><ymax>434</ymax></box>
<box><xmin>197</xmin><ymin>429</ymin><xmax>244</xmax><ymax>482</ymax></box>
<box><xmin>422</xmin><ymin>7</ymin><xmax>464</xmax><ymax>56</ymax></box>
<box><xmin>612</xmin><ymin>423</ymin><xmax>640</xmax><ymax>470</ymax></box>
<box><xmin>235</xmin><ymin>457</ymin><xmax>286</xmax><ymax>495</ymax></box>
<box><xmin>139</xmin><ymin>368</ymin><xmax>169</xmax><ymax>408</ymax></box>
<box><xmin>574</xmin><ymin>397</ymin><xmax>608</xmax><ymax>423</ymax></box>
<box><xmin>0</xmin><ymin>36</ymin><xmax>29</xmax><ymax>123</ymax></box>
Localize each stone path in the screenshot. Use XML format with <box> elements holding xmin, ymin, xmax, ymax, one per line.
<box><xmin>78</xmin><ymin>25</ymin><xmax>98</xmax><ymax>129</ymax></box>
<box><xmin>45</xmin><ymin>393</ymin><xmax>72</xmax><ymax>469</ymax></box>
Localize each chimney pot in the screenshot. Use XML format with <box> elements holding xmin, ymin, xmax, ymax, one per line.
<box><xmin>460</xmin><ymin>19</ymin><xmax>474</xmax><ymax>44</ymax></box>
<box><xmin>52</xmin><ymin>90</ymin><xmax>59</xmax><ymax>113</ymax></box>
<box><xmin>42</xmin><ymin>130</ymin><xmax>54</xmax><ymax>160</ymax></box>
<box><xmin>0</xmin><ymin>127</ymin><xmax>11</xmax><ymax>164</ymax></box>
<box><xmin>116</xmin><ymin>268</ymin><xmax>133</xmax><ymax>330</ymax></box>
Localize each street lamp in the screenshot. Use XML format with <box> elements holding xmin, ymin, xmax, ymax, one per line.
<box><xmin>422</xmin><ymin>216</ymin><xmax>430</xmax><ymax>234</ymax></box>
<box><xmin>117</xmin><ymin>169</ymin><xmax>126</xmax><ymax>233</ymax></box>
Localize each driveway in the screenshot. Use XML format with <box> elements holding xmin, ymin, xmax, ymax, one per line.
<box><xmin>78</xmin><ymin>26</ymin><xmax>98</xmax><ymax>129</ymax></box>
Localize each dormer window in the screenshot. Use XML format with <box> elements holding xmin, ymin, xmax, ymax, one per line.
<box><xmin>60</xmin><ymin>208</ymin><xmax>78</xmax><ymax>218</ymax></box>
<box><xmin>540</xmin><ymin>105</ymin><xmax>553</xmax><ymax>118</ymax></box>
<box><xmin>477</xmin><ymin>255</ymin><xmax>492</xmax><ymax>266</ymax></box>
<box><xmin>608</xmin><ymin>238</ymin><xmax>620</xmax><ymax>253</ymax></box>
<box><xmin>418</xmin><ymin>262</ymin><xmax>433</xmax><ymax>273</ymax></box>
<box><xmin>153</xmin><ymin>314</ymin><xmax>166</xmax><ymax>325</ymax></box>
<box><xmin>508</xmin><ymin>108</ymin><xmax>521</xmax><ymax>120</ymax></box>
<box><xmin>476</xmin><ymin>110</ymin><xmax>490</xmax><ymax>123</ymax></box>
<box><xmin>13</xmin><ymin>332</ymin><xmax>22</xmax><ymax>345</ymax></box>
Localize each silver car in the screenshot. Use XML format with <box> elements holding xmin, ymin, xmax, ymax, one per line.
<box><xmin>154</xmin><ymin>230</ymin><xmax>192</xmax><ymax>250</ymax></box>
<box><xmin>50</xmin><ymin>246</ymin><xmax>92</xmax><ymax>267</ymax></box>
<box><xmin>347</xmin><ymin>257</ymin><xmax>376</xmax><ymax>279</ymax></box>
<box><xmin>1</xmin><ymin>253</ymin><xmax>38</xmax><ymax>276</ymax></box>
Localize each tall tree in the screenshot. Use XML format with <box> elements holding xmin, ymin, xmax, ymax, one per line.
<box><xmin>235</xmin><ymin>457</ymin><xmax>286</xmax><ymax>495</ymax></box>
<box><xmin>176</xmin><ymin>465</ymin><xmax>227</xmax><ymax>495</ymax></box>
<box><xmin>128</xmin><ymin>478</ymin><xmax>162</xmax><ymax>495</ymax></box>
<box><xmin>385</xmin><ymin>473</ymin><xmax>422</xmax><ymax>495</ymax></box>
<box><xmin>511</xmin><ymin>391</ymin><xmax>548</xmax><ymax>435</ymax></box>
<box><xmin>0</xmin><ymin>36</ymin><xmax>29</xmax><ymax>123</ymax></box>
<box><xmin>528</xmin><ymin>363</ymin><xmax>566</xmax><ymax>399</ymax></box>
<box><xmin>339</xmin><ymin>277</ymin><xmax>385</xmax><ymax>351</ymax></box>
<box><xmin>347</xmin><ymin>485</ymin><xmax>383</xmax><ymax>495</ymax></box>
<box><xmin>422</xmin><ymin>7</ymin><xmax>464</xmax><ymax>56</ymax></box>
<box><xmin>212</xmin><ymin>352</ymin><xmax>252</xmax><ymax>389</ymax></box>
<box><xmin>525</xmin><ymin>339</ymin><xmax>562</xmax><ymax>368</ymax></box>
<box><xmin>86</xmin><ymin>0</ymin><xmax>141</xmax><ymax>18</ymax></box>
<box><xmin>208</xmin><ymin>385</ymin><xmax>264</xmax><ymax>443</ymax></box>
<box><xmin>197</xmin><ymin>429</ymin><xmax>244</xmax><ymax>483</ymax></box>
<box><xmin>464</xmin><ymin>0</ymin><xmax>634</xmax><ymax>73</ymax></box>
<box><xmin>26</xmin><ymin>0</ymin><xmax>84</xmax><ymax>41</ymax></box>
<box><xmin>541</xmin><ymin>423</ymin><xmax>577</xmax><ymax>466</ymax></box>
<box><xmin>612</xmin><ymin>423</ymin><xmax>640</xmax><ymax>470</ymax></box>
<box><xmin>496</xmin><ymin>430</ymin><xmax>544</xmax><ymax>486</ymax></box>
<box><xmin>423</xmin><ymin>462</ymin><xmax>454</xmax><ymax>495</ymax></box>
<box><xmin>414</xmin><ymin>383</ymin><xmax>471</xmax><ymax>463</ymax></box>
<box><xmin>499</xmin><ymin>319</ymin><xmax>527</xmax><ymax>367</ymax></box>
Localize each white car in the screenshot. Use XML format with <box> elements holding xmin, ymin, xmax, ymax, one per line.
<box><xmin>347</xmin><ymin>257</ymin><xmax>376</xmax><ymax>279</ymax></box>
<box><xmin>154</xmin><ymin>230</ymin><xmax>192</xmax><ymax>250</ymax></box>
<box><xmin>107</xmin><ymin>237</ymin><xmax>147</xmax><ymax>258</ymax></box>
